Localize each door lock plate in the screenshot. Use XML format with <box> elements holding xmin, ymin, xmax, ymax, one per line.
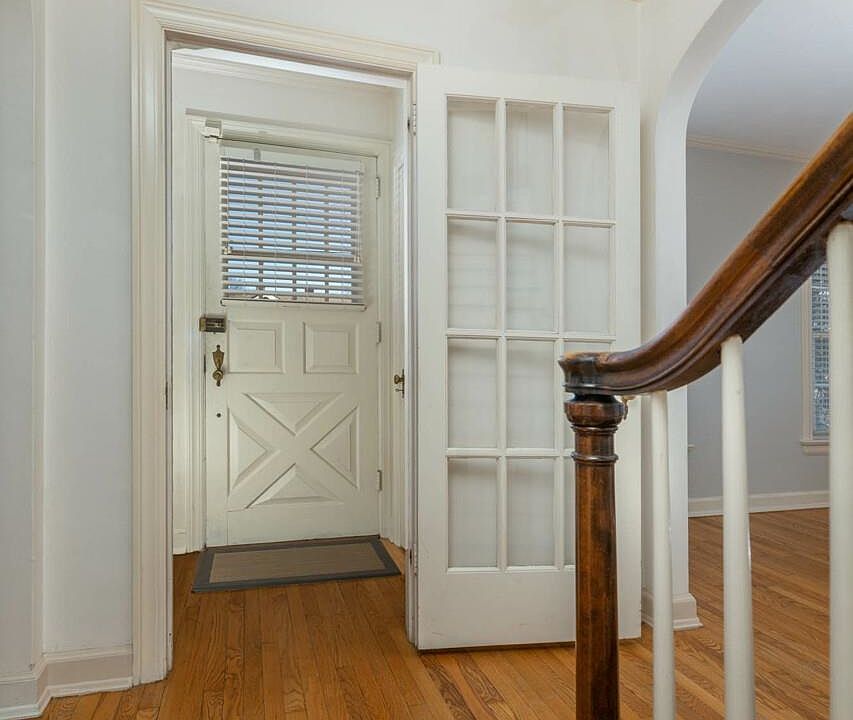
<box><xmin>199</xmin><ymin>315</ymin><xmax>226</xmax><ymax>333</ymax></box>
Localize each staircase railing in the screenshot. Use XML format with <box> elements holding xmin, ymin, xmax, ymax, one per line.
<box><xmin>560</xmin><ymin>113</ymin><xmax>853</xmax><ymax>719</ymax></box>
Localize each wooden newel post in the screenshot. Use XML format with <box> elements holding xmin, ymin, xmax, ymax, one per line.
<box><xmin>566</xmin><ymin>394</ymin><xmax>626</xmax><ymax>720</ymax></box>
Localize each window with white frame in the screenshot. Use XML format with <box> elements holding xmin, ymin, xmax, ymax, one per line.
<box><xmin>219</xmin><ymin>144</ymin><xmax>365</xmax><ymax>305</ymax></box>
<box><xmin>805</xmin><ymin>263</ymin><xmax>830</xmax><ymax>442</ymax></box>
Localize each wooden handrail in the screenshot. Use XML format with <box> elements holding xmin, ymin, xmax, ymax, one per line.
<box><xmin>560</xmin><ymin>113</ymin><xmax>853</xmax><ymax>396</ymax></box>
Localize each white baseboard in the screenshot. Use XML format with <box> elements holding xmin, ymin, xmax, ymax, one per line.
<box><xmin>0</xmin><ymin>646</ymin><xmax>132</xmax><ymax>719</ymax></box>
<box><xmin>641</xmin><ymin>589</ymin><xmax>702</xmax><ymax>631</ymax></box>
<box><xmin>688</xmin><ymin>490</ymin><xmax>829</xmax><ymax>517</ymax></box>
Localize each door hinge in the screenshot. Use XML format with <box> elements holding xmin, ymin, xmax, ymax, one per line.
<box><xmin>165</xmin><ymin>382</ymin><xmax>170</xmax><ymax>410</ymax></box>
<box><xmin>375</xmin><ymin>176</ymin><xmax>381</xmax><ymax>199</ymax></box>
<box><xmin>376</xmin><ymin>321</ymin><xmax>382</xmax><ymax>344</ymax></box>
<box><xmin>409</xmin><ymin>545</ymin><xmax>418</xmax><ymax>575</ymax></box>
<box><xmin>393</xmin><ymin>370</ymin><xmax>405</xmax><ymax>398</ymax></box>
<box><xmin>377</xmin><ymin>469</ymin><xmax>383</xmax><ymax>491</ymax></box>
<box><xmin>408</xmin><ymin>104</ymin><xmax>417</xmax><ymax>135</ymax></box>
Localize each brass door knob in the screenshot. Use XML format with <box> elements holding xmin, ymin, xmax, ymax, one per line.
<box><xmin>393</xmin><ymin>371</ymin><xmax>405</xmax><ymax>397</ymax></box>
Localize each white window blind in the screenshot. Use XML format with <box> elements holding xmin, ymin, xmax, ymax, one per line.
<box><xmin>810</xmin><ymin>263</ymin><xmax>830</xmax><ymax>437</ymax></box>
<box><xmin>220</xmin><ymin>145</ymin><xmax>365</xmax><ymax>305</ymax></box>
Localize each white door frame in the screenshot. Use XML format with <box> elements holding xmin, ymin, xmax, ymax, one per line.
<box><xmin>131</xmin><ymin>0</ymin><xmax>437</xmax><ymax>684</ymax></box>
<box><xmin>175</xmin><ymin>115</ymin><xmax>396</xmax><ymax>548</ymax></box>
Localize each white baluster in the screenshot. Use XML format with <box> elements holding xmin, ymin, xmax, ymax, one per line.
<box><xmin>828</xmin><ymin>221</ymin><xmax>853</xmax><ymax>718</ymax></box>
<box><xmin>721</xmin><ymin>334</ymin><xmax>755</xmax><ymax>718</ymax></box>
<box><xmin>651</xmin><ymin>390</ymin><xmax>676</xmax><ymax>720</ymax></box>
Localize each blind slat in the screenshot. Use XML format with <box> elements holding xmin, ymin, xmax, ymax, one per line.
<box><xmin>222</xmin><ymin>157</ymin><xmax>362</xmax><ymax>180</ymax></box>
<box><xmin>222</xmin><ymin>252</ymin><xmax>363</xmax><ymax>267</ymax></box>
<box><xmin>220</xmin><ymin>168</ymin><xmax>361</xmax><ymax>190</ymax></box>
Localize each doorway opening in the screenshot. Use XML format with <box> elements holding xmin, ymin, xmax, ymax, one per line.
<box><xmin>167</xmin><ymin>43</ymin><xmax>416</xmax><ymax>657</ymax></box>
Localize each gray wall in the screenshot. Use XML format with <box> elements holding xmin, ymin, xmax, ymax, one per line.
<box><xmin>0</xmin><ymin>0</ymin><xmax>40</xmax><ymax>677</ymax></box>
<box><xmin>686</xmin><ymin>146</ymin><xmax>828</xmax><ymax>502</ymax></box>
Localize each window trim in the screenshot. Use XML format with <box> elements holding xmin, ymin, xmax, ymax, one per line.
<box><xmin>801</xmin><ymin>275</ymin><xmax>829</xmax><ymax>453</ymax></box>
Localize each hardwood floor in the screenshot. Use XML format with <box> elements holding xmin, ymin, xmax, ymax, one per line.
<box><xmin>37</xmin><ymin>509</ymin><xmax>829</xmax><ymax>719</ymax></box>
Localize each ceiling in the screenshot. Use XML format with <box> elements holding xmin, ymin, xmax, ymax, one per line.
<box><xmin>688</xmin><ymin>0</ymin><xmax>853</xmax><ymax>159</ymax></box>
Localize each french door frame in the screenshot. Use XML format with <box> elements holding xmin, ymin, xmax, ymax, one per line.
<box><xmin>131</xmin><ymin>0</ymin><xmax>437</xmax><ymax>684</ymax></box>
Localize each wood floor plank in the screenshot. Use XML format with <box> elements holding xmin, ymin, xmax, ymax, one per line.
<box><xmin>297</xmin><ymin>584</ymin><xmax>348</xmax><ymax>719</ymax></box>
<box><xmin>285</xmin><ymin>586</ymin><xmax>327</xmax><ymax>719</ymax></box>
<box><xmin>242</xmin><ymin>589</ymin><xmax>265</xmax><ymax>720</ymax></box>
<box><xmin>90</xmin><ymin>692</ymin><xmax>122</xmax><ymax>720</ymax></box>
<box><xmin>38</xmin><ymin>510</ymin><xmax>832</xmax><ymax>719</ymax></box>
<box><xmin>69</xmin><ymin>693</ymin><xmax>102</xmax><ymax>720</ymax></box>
<box><xmin>223</xmin><ymin>591</ymin><xmax>244</xmax><ymax>720</ymax></box>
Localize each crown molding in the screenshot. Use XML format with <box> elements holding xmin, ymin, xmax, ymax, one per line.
<box><xmin>687</xmin><ymin>133</ymin><xmax>810</xmax><ymax>164</ymax></box>
<box><xmin>143</xmin><ymin>0</ymin><xmax>439</xmax><ymax>72</ymax></box>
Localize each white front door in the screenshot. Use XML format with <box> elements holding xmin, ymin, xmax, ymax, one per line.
<box><xmin>415</xmin><ymin>65</ymin><xmax>641</xmax><ymax>648</ymax></box>
<box><xmin>204</xmin><ymin>141</ymin><xmax>381</xmax><ymax>546</ymax></box>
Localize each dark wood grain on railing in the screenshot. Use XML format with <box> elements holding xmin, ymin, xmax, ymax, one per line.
<box><xmin>561</xmin><ymin>113</ymin><xmax>853</xmax><ymax>396</ymax></box>
<box><xmin>568</xmin><ymin>396</ymin><xmax>626</xmax><ymax>720</ymax></box>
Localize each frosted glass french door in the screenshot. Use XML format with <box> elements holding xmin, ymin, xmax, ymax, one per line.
<box><xmin>415</xmin><ymin>65</ymin><xmax>641</xmax><ymax>649</ymax></box>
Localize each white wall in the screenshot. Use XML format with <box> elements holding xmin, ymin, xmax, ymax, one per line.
<box><xmin>685</xmin><ymin>146</ymin><xmax>827</xmax><ymax>505</ymax></box>
<box><xmin>176</xmin><ymin>0</ymin><xmax>641</xmax><ymax>80</ymax></box>
<box><xmin>637</xmin><ymin>0</ymin><xmax>754</xmax><ymax>628</ymax></box>
<box><xmin>43</xmin><ymin>0</ymin><xmax>132</xmax><ymax>653</ymax></box>
<box><xmin>170</xmin><ymin>56</ymin><xmax>402</xmax><ymax>552</ymax></box>
<box><xmin>37</xmin><ymin>0</ymin><xmax>641</xmax><ymax>661</ymax></box>
<box><xmin>0</xmin><ymin>0</ymin><xmax>40</xmax><ymax>680</ymax></box>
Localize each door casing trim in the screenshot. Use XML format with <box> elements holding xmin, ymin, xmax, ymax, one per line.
<box><xmin>132</xmin><ymin>0</ymin><xmax>437</xmax><ymax>684</ymax></box>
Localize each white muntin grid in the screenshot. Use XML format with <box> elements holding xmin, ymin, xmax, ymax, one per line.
<box><xmin>442</xmin><ymin>97</ymin><xmax>616</xmax><ymax>572</ymax></box>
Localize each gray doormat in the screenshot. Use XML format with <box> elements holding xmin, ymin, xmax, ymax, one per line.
<box><xmin>193</xmin><ymin>534</ymin><xmax>400</xmax><ymax>592</ymax></box>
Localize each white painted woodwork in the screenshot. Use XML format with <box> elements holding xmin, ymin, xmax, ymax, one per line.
<box><xmin>721</xmin><ymin>334</ymin><xmax>756</xmax><ymax>718</ymax></box>
<box><xmin>415</xmin><ymin>64</ymin><xmax>641</xmax><ymax>649</ymax></box>
<box><xmin>827</xmin><ymin>221</ymin><xmax>853</xmax><ymax>719</ymax></box>
<box><xmin>651</xmin><ymin>390</ymin><xmax>675</xmax><ymax>720</ymax></box>
<box><xmin>204</xmin><ymin>142</ymin><xmax>381</xmax><ymax>546</ymax></box>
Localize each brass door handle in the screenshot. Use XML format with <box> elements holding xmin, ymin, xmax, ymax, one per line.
<box><xmin>212</xmin><ymin>345</ymin><xmax>225</xmax><ymax>386</ymax></box>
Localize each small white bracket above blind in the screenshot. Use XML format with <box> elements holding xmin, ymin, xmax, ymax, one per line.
<box><xmin>219</xmin><ymin>142</ymin><xmax>366</xmax><ymax>306</ymax></box>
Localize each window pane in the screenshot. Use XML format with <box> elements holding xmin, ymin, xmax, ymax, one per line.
<box><xmin>449</xmin><ymin>458</ymin><xmax>498</xmax><ymax>568</ymax></box>
<box><xmin>507</xmin><ymin>102</ymin><xmax>554</xmax><ymax>214</ymax></box>
<box><xmin>506</xmin><ymin>222</ymin><xmax>555</xmax><ymax>331</ymax></box>
<box><xmin>563</xmin><ymin>108</ymin><xmax>610</xmax><ymax>219</ymax></box>
<box><xmin>448</xmin><ymin>218</ymin><xmax>498</xmax><ymax>329</ymax></box>
<box><xmin>507</xmin><ymin>340</ymin><xmax>555</xmax><ymax>449</ymax></box>
<box><xmin>814</xmin><ymin>333</ymin><xmax>830</xmax><ymax>436</ymax></box>
<box><xmin>448</xmin><ymin>98</ymin><xmax>497</xmax><ymax>211</ymax></box>
<box><xmin>563</xmin><ymin>225</ymin><xmax>610</xmax><ymax>334</ymax></box>
<box><xmin>812</xmin><ymin>264</ymin><xmax>829</xmax><ymax>331</ymax></box>
<box><xmin>811</xmin><ymin>264</ymin><xmax>830</xmax><ymax>436</ymax></box>
<box><xmin>448</xmin><ymin>339</ymin><xmax>498</xmax><ymax>448</ymax></box>
<box><xmin>507</xmin><ymin>459</ymin><xmax>555</xmax><ymax>566</ymax></box>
